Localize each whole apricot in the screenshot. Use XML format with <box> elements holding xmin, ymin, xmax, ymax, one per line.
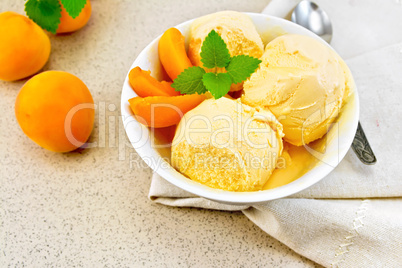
<box><xmin>0</xmin><ymin>11</ymin><xmax>51</xmax><ymax>81</ymax></box>
<box><xmin>15</xmin><ymin>71</ymin><xmax>95</xmax><ymax>152</ymax></box>
<box><xmin>56</xmin><ymin>0</ymin><xmax>92</xmax><ymax>34</ymax></box>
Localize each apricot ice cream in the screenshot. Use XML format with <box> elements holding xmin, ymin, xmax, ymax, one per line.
<box><xmin>188</xmin><ymin>11</ymin><xmax>264</xmax><ymax>91</ymax></box>
<box><xmin>171</xmin><ymin>97</ymin><xmax>284</xmax><ymax>192</ymax></box>
<box><xmin>242</xmin><ymin>34</ymin><xmax>354</xmax><ymax>146</ymax></box>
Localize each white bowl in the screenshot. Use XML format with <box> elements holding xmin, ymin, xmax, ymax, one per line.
<box><xmin>120</xmin><ymin>13</ymin><xmax>359</xmax><ymax>205</ymax></box>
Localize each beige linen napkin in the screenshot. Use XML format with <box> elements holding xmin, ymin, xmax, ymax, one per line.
<box><xmin>149</xmin><ymin>0</ymin><xmax>402</xmax><ymax>267</ymax></box>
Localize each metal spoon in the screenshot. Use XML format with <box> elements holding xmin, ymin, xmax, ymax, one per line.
<box><xmin>291</xmin><ymin>0</ymin><xmax>376</xmax><ymax>164</ymax></box>
<box><xmin>291</xmin><ymin>0</ymin><xmax>332</xmax><ymax>43</ymax></box>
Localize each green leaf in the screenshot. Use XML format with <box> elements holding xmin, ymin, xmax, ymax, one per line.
<box><xmin>200</xmin><ymin>30</ymin><xmax>231</xmax><ymax>69</ymax></box>
<box><xmin>171</xmin><ymin>30</ymin><xmax>261</xmax><ymax>100</ymax></box>
<box><xmin>226</xmin><ymin>55</ymin><xmax>262</xmax><ymax>84</ymax></box>
<box><xmin>60</xmin><ymin>0</ymin><xmax>87</xmax><ymax>19</ymax></box>
<box><xmin>202</xmin><ymin>72</ymin><xmax>232</xmax><ymax>99</ymax></box>
<box><xmin>25</xmin><ymin>0</ymin><xmax>61</xmax><ymax>34</ymax></box>
<box><xmin>171</xmin><ymin>67</ymin><xmax>208</xmax><ymax>95</ymax></box>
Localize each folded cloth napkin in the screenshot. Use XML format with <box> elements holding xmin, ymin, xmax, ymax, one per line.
<box><xmin>149</xmin><ymin>0</ymin><xmax>402</xmax><ymax>267</ymax></box>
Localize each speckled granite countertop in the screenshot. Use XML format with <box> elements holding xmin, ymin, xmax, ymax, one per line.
<box><xmin>0</xmin><ymin>1</ymin><xmax>320</xmax><ymax>266</ymax></box>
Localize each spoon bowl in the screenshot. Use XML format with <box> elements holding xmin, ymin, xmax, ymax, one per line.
<box><xmin>291</xmin><ymin>0</ymin><xmax>333</xmax><ymax>43</ymax></box>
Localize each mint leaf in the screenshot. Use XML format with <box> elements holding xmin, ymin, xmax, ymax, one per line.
<box><xmin>226</xmin><ymin>55</ymin><xmax>262</xmax><ymax>84</ymax></box>
<box><xmin>25</xmin><ymin>0</ymin><xmax>61</xmax><ymax>34</ymax></box>
<box><xmin>172</xmin><ymin>30</ymin><xmax>262</xmax><ymax>100</ymax></box>
<box><xmin>202</xmin><ymin>73</ymin><xmax>232</xmax><ymax>99</ymax></box>
<box><xmin>60</xmin><ymin>0</ymin><xmax>87</xmax><ymax>19</ymax></box>
<box><xmin>172</xmin><ymin>67</ymin><xmax>207</xmax><ymax>95</ymax></box>
<box><xmin>200</xmin><ymin>30</ymin><xmax>231</xmax><ymax>69</ymax></box>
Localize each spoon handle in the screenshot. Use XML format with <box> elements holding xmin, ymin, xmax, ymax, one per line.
<box><xmin>351</xmin><ymin>122</ymin><xmax>377</xmax><ymax>165</ymax></box>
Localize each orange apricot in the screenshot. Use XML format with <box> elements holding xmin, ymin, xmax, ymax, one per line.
<box><xmin>0</xmin><ymin>11</ymin><xmax>51</xmax><ymax>81</ymax></box>
<box><xmin>158</xmin><ymin>28</ymin><xmax>193</xmax><ymax>81</ymax></box>
<box><xmin>128</xmin><ymin>66</ymin><xmax>180</xmax><ymax>97</ymax></box>
<box><xmin>15</xmin><ymin>71</ymin><xmax>95</xmax><ymax>152</ymax></box>
<box><xmin>56</xmin><ymin>0</ymin><xmax>92</xmax><ymax>34</ymax></box>
<box><xmin>129</xmin><ymin>94</ymin><xmax>206</xmax><ymax>128</ymax></box>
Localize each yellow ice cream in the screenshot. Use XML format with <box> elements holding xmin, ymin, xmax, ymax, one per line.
<box><xmin>242</xmin><ymin>34</ymin><xmax>354</xmax><ymax>146</ymax></box>
<box><xmin>188</xmin><ymin>11</ymin><xmax>264</xmax><ymax>91</ymax></box>
<box><xmin>171</xmin><ymin>97</ymin><xmax>284</xmax><ymax>192</ymax></box>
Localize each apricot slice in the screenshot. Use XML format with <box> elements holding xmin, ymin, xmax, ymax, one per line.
<box><xmin>129</xmin><ymin>94</ymin><xmax>206</xmax><ymax>128</ymax></box>
<box><xmin>128</xmin><ymin>66</ymin><xmax>180</xmax><ymax>97</ymax></box>
<box><xmin>158</xmin><ymin>28</ymin><xmax>193</xmax><ymax>80</ymax></box>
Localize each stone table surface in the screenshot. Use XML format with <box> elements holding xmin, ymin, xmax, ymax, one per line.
<box><xmin>0</xmin><ymin>0</ymin><xmax>321</xmax><ymax>267</ymax></box>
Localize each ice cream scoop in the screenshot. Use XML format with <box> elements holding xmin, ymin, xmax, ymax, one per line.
<box><xmin>171</xmin><ymin>97</ymin><xmax>284</xmax><ymax>192</ymax></box>
<box><xmin>188</xmin><ymin>11</ymin><xmax>264</xmax><ymax>66</ymax></box>
<box><xmin>242</xmin><ymin>34</ymin><xmax>354</xmax><ymax>146</ymax></box>
<box><xmin>188</xmin><ymin>11</ymin><xmax>264</xmax><ymax>91</ymax></box>
<box><xmin>288</xmin><ymin>1</ymin><xmax>375</xmax><ymax>163</ymax></box>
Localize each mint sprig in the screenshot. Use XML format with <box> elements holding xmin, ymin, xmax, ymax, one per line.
<box><xmin>171</xmin><ymin>30</ymin><xmax>261</xmax><ymax>99</ymax></box>
<box><xmin>25</xmin><ymin>0</ymin><xmax>88</xmax><ymax>33</ymax></box>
